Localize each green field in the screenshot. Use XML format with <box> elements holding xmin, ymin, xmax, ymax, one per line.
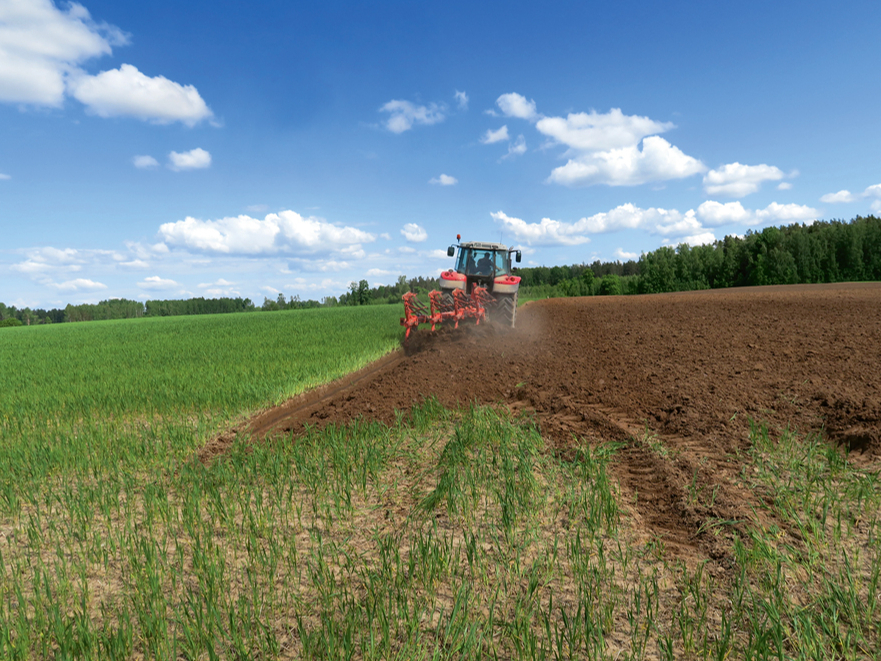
<box><xmin>1</xmin><ymin>306</ymin><xmax>880</xmax><ymax>659</ymax></box>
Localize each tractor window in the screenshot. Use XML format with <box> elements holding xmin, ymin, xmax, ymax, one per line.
<box><xmin>456</xmin><ymin>248</ymin><xmax>510</xmax><ymax>276</ymax></box>
<box><xmin>456</xmin><ymin>249</ymin><xmax>478</xmax><ymax>275</ymax></box>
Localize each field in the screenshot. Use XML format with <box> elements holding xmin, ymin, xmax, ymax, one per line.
<box><xmin>2</xmin><ymin>285</ymin><xmax>880</xmax><ymax>659</ymax></box>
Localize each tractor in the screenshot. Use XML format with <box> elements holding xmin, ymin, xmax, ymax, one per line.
<box><xmin>400</xmin><ymin>235</ymin><xmax>522</xmax><ymax>339</ymax></box>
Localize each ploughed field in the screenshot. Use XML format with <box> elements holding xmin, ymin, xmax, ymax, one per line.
<box><xmin>222</xmin><ymin>282</ymin><xmax>881</xmax><ymax>566</ymax></box>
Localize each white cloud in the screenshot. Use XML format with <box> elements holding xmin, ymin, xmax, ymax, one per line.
<box><xmin>702</xmin><ymin>162</ymin><xmax>785</xmax><ymax>197</ymax></box>
<box><xmin>820</xmin><ymin>189</ymin><xmax>855</xmax><ymax>204</ymax></box>
<box><xmin>427</xmin><ymin>249</ymin><xmax>450</xmax><ymax>260</ymax></box>
<box><xmin>366</xmin><ymin>268</ymin><xmax>392</xmax><ymax>276</ymax></box>
<box><xmin>168</xmin><ymin>148</ymin><xmax>211</xmax><ymax>171</ymax></box>
<box><xmin>138</xmin><ymin>276</ymin><xmax>178</xmax><ymax>290</ymax></box>
<box><xmin>159</xmin><ymin>210</ymin><xmax>375</xmax><ymax>255</ymax></box>
<box><xmin>496</xmin><ymin>96</ymin><xmax>703</xmax><ymax>188</ymax></box>
<box><xmin>398</xmin><ymin>246</ymin><xmax>416</xmax><ymax>254</ymax></box>
<box><xmin>52</xmin><ymin>278</ymin><xmax>107</xmax><ymax>292</ymax></box>
<box><xmin>697</xmin><ymin>200</ymin><xmax>752</xmax><ymax>226</ymax></box>
<box><xmin>454</xmin><ymin>90</ymin><xmax>468</xmax><ymax>110</ymax></box>
<box><xmin>496</xmin><ymin>93</ymin><xmax>537</xmax><ymax>121</ymax></box>
<box><xmin>480</xmin><ymin>125</ymin><xmax>509</xmax><ymax>144</ymax></box>
<box><xmin>536</xmin><ymin>108</ymin><xmax>673</xmax><ymax>152</ymax></box>
<box><xmin>132</xmin><ymin>154</ymin><xmax>159</xmax><ymax>169</ymax></box>
<box><xmin>400</xmin><ymin>223</ymin><xmax>428</xmax><ymax>242</ymax></box>
<box><xmin>491</xmin><ymin>211</ymin><xmax>591</xmax><ymax>246</ymax></box>
<box><xmin>872</xmin><ymin>200</ymin><xmax>881</xmax><ymax>213</ymax></box>
<box><xmin>777</xmin><ymin>182</ymin><xmax>792</xmax><ymax>190</ymax></box>
<box><xmin>547</xmin><ymin>136</ymin><xmax>705</xmax><ymax>187</ymax></box>
<box><xmin>429</xmin><ymin>174</ymin><xmax>457</xmax><ymax>186</ymax></box>
<box><xmin>863</xmin><ymin>184</ymin><xmax>881</xmax><ymax>197</ymax></box>
<box><xmin>0</xmin><ymin>173</ymin><xmax>10</xmax><ymax>180</ymax></box>
<box><xmin>615</xmin><ymin>248</ymin><xmax>638</xmax><ymax>260</ymax></box>
<box><xmin>67</xmin><ymin>64</ymin><xmax>213</xmax><ymax>126</ymax></box>
<box><xmin>755</xmin><ymin>202</ymin><xmax>818</xmax><ymax>222</ymax></box>
<box><xmin>679</xmin><ymin>232</ymin><xmax>716</xmax><ymax>247</ymax></box>
<box><xmin>492</xmin><ymin>204</ymin><xmax>713</xmax><ymax>247</ymax></box>
<box><xmin>119</xmin><ymin>259</ymin><xmax>149</xmax><ymax>269</ymax></box>
<box><xmin>506</xmin><ymin>134</ymin><xmax>526</xmax><ymax>157</ymax></box>
<box><xmin>246</xmin><ymin>204</ymin><xmax>269</xmax><ymax>213</ymax></box>
<box><xmin>379</xmin><ymin>99</ymin><xmax>445</xmax><ymax>133</ymax></box>
<box><xmin>198</xmin><ymin>278</ymin><xmax>235</xmax><ymax>288</ymax></box>
<box><xmin>0</xmin><ymin>3</ymin><xmax>213</xmax><ymax>126</ymax></box>
<box><xmin>0</xmin><ymin>0</ymin><xmax>127</xmax><ymax>106</ymax></box>
<box><xmin>698</xmin><ymin>200</ymin><xmax>818</xmax><ymax>226</ymax></box>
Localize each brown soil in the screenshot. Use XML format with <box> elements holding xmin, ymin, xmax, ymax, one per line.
<box><xmin>201</xmin><ymin>282</ymin><xmax>881</xmax><ymax>567</ymax></box>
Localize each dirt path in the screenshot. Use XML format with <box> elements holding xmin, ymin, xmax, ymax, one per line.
<box><xmin>201</xmin><ymin>282</ymin><xmax>881</xmax><ymax>566</ymax></box>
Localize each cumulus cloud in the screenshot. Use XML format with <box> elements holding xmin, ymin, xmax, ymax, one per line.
<box><xmin>480</xmin><ymin>125</ymin><xmax>509</xmax><ymax>144</ymax></box>
<box><xmin>496</xmin><ymin>93</ymin><xmax>537</xmax><ymax>121</ymax></box>
<box><xmin>697</xmin><ymin>200</ymin><xmax>753</xmax><ymax>226</ymax></box>
<box><xmin>52</xmin><ymin>278</ymin><xmax>107</xmax><ymax>292</ymax></box>
<box><xmin>491</xmin><ymin>211</ymin><xmax>592</xmax><ymax>246</ymax></box>
<box><xmin>0</xmin><ymin>0</ymin><xmax>127</xmax><ymax>106</ymax></box>
<box><xmin>138</xmin><ymin>276</ymin><xmax>178</xmax><ymax>290</ymax></box>
<box><xmin>168</xmin><ymin>148</ymin><xmax>211</xmax><ymax>171</ymax></box>
<box><xmin>702</xmin><ymin>162</ymin><xmax>786</xmax><ymax>197</ymax></box>
<box><xmin>678</xmin><ymin>232</ymin><xmax>716</xmax><ymax>247</ymax></box>
<box><xmin>755</xmin><ymin>202</ymin><xmax>818</xmax><ymax>222</ymax></box>
<box><xmin>493</xmin><ymin>205</ymin><xmax>722</xmax><ymax>247</ymax></box>
<box><xmin>820</xmin><ymin>189</ymin><xmax>855</xmax><ymax>204</ymax></box>
<box><xmin>367</xmin><ymin>268</ymin><xmax>392</xmax><ymax>277</ymax></box>
<box><xmin>821</xmin><ymin>183</ymin><xmax>881</xmax><ymax>205</ymax></box>
<box><xmin>132</xmin><ymin>154</ymin><xmax>159</xmax><ymax>169</ymax></box>
<box><xmin>0</xmin><ymin>1</ymin><xmax>212</xmax><ymax>125</ymax></box>
<box><xmin>400</xmin><ymin>223</ymin><xmax>428</xmax><ymax>242</ymax></box>
<box><xmin>536</xmin><ymin>108</ymin><xmax>673</xmax><ymax>152</ymax></box>
<box><xmin>67</xmin><ymin>64</ymin><xmax>213</xmax><ymax>125</ymax></box>
<box><xmin>495</xmin><ymin>94</ymin><xmax>704</xmax><ymax>187</ymax></box>
<box><xmin>429</xmin><ymin>174</ymin><xmax>457</xmax><ymax>186</ymax></box>
<box><xmin>454</xmin><ymin>90</ymin><xmax>468</xmax><ymax>110</ymax></box>
<box><xmin>777</xmin><ymin>182</ymin><xmax>792</xmax><ymax>191</ymax></box>
<box><xmin>547</xmin><ymin>136</ymin><xmax>705</xmax><ymax>187</ymax></box>
<box><xmin>615</xmin><ymin>248</ymin><xmax>639</xmax><ymax>260</ymax></box>
<box><xmin>379</xmin><ymin>99</ymin><xmax>445</xmax><ymax>133</ymax></box>
<box><xmin>698</xmin><ymin>200</ymin><xmax>817</xmax><ymax>226</ymax></box>
<box><xmin>158</xmin><ymin>210</ymin><xmax>375</xmax><ymax>255</ymax></box>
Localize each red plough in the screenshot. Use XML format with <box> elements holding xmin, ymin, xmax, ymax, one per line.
<box><xmin>400</xmin><ymin>287</ymin><xmax>491</xmax><ymax>339</ymax></box>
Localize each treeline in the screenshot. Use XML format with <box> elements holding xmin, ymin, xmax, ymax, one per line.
<box><xmin>3</xmin><ymin>216</ymin><xmax>878</xmax><ymax>326</ymax></box>
<box><xmin>637</xmin><ymin>216</ymin><xmax>881</xmax><ymax>293</ymax></box>
<box><xmin>0</xmin><ymin>297</ymin><xmax>255</xmax><ymax>325</ymax></box>
<box><xmin>0</xmin><ymin>276</ymin><xmax>442</xmax><ymax>326</ymax></box>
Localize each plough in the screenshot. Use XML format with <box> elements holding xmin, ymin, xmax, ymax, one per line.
<box><xmin>400</xmin><ymin>287</ymin><xmax>495</xmax><ymax>339</ymax></box>
<box><xmin>400</xmin><ymin>236</ymin><xmax>522</xmax><ymax>339</ymax></box>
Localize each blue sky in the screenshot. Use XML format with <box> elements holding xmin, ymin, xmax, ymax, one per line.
<box><xmin>2</xmin><ymin>0</ymin><xmax>880</xmax><ymax>308</ymax></box>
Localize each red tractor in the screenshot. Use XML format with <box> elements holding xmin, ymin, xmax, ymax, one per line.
<box><xmin>401</xmin><ymin>235</ymin><xmax>522</xmax><ymax>339</ymax></box>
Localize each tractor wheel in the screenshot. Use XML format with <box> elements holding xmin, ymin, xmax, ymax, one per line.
<box><xmin>497</xmin><ymin>292</ymin><xmax>517</xmax><ymax>328</ymax></box>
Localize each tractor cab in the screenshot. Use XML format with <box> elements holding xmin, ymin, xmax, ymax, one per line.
<box><xmin>441</xmin><ymin>239</ymin><xmax>522</xmax><ymax>296</ymax></box>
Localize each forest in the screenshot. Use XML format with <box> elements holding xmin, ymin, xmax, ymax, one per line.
<box><xmin>2</xmin><ymin>216</ymin><xmax>879</xmax><ymax>325</ymax></box>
